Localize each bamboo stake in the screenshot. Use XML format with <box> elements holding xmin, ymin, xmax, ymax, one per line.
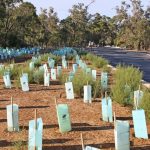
<box><xmin>105</xmin><ymin>91</ymin><xmax>108</xmax><ymax>104</ymax></box>
<box><xmin>139</xmin><ymin>85</ymin><xmax>141</xmax><ymax>91</ymax></box>
<box><xmin>55</xmin><ymin>97</ymin><xmax>58</xmax><ymax>108</ymax></box>
<box><xmin>11</xmin><ymin>97</ymin><xmax>14</xmax><ymax>131</ymax></box>
<box><xmin>81</xmin><ymin>133</ymin><xmax>85</xmax><ymax>150</ymax></box>
<box><xmin>135</xmin><ymin>97</ymin><xmax>138</xmax><ymax>110</ymax></box>
<box><xmin>34</xmin><ymin>109</ymin><xmax>37</xmax><ymax>150</ymax></box>
<box><xmin>105</xmin><ymin>91</ymin><xmax>107</xmax><ymax>99</ymax></box>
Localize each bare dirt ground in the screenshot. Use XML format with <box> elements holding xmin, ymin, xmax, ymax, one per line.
<box><xmin>0</xmin><ymin>64</ymin><xmax>150</xmax><ymax>150</ymax></box>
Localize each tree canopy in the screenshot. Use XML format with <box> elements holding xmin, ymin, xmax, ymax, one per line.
<box><xmin>0</xmin><ymin>0</ymin><xmax>149</xmax><ymax>51</ymax></box>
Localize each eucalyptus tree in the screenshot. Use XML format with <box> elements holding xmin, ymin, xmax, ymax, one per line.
<box><xmin>0</xmin><ymin>0</ymin><xmax>23</xmax><ymax>47</ymax></box>
<box><xmin>68</xmin><ymin>3</ymin><xmax>89</xmax><ymax>47</ymax></box>
<box><xmin>88</xmin><ymin>13</ymin><xmax>116</xmax><ymax>46</ymax></box>
<box><xmin>114</xmin><ymin>0</ymin><xmax>150</xmax><ymax>50</ymax></box>
<box><xmin>38</xmin><ymin>7</ymin><xmax>60</xmax><ymax>48</ymax></box>
<box><xmin>15</xmin><ymin>2</ymin><xmax>41</xmax><ymax>47</ymax></box>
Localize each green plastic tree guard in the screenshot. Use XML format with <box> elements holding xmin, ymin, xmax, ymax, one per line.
<box><xmin>114</xmin><ymin>120</ymin><xmax>130</xmax><ymax>150</ymax></box>
<box><xmin>84</xmin><ymin>85</ymin><xmax>92</xmax><ymax>103</ymax></box>
<box><xmin>44</xmin><ymin>71</ymin><xmax>50</xmax><ymax>86</ymax></box>
<box><xmin>56</xmin><ymin>104</ymin><xmax>72</xmax><ymax>133</ymax></box>
<box><xmin>132</xmin><ymin>109</ymin><xmax>148</xmax><ymax>139</ymax></box>
<box><xmin>20</xmin><ymin>74</ymin><xmax>29</xmax><ymax>91</ymax></box>
<box><xmin>134</xmin><ymin>90</ymin><xmax>143</xmax><ymax>108</ymax></box>
<box><xmin>28</xmin><ymin>118</ymin><xmax>43</xmax><ymax>150</ymax></box>
<box><xmin>3</xmin><ymin>74</ymin><xmax>11</xmax><ymax>88</ymax></box>
<box><xmin>7</xmin><ymin>104</ymin><xmax>19</xmax><ymax>132</ymax></box>
<box><xmin>65</xmin><ymin>82</ymin><xmax>74</xmax><ymax>100</ymax></box>
<box><xmin>101</xmin><ymin>72</ymin><xmax>108</xmax><ymax>91</ymax></box>
<box><xmin>51</xmin><ymin>69</ymin><xmax>57</xmax><ymax>80</ymax></box>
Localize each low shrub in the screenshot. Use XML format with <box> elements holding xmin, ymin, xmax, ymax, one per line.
<box><xmin>92</xmin><ymin>56</ymin><xmax>108</xmax><ymax>68</ymax></box>
<box><xmin>140</xmin><ymin>89</ymin><xmax>150</xmax><ymax>120</ymax></box>
<box><xmin>72</xmin><ymin>70</ymin><xmax>101</xmax><ymax>98</ymax></box>
<box><xmin>34</xmin><ymin>59</ymin><xmax>41</xmax><ymax>68</ymax></box>
<box><xmin>10</xmin><ymin>65</ymin><xmax>23</xmax><ymax>80</ymax></box>
<box><xmin>81</xmin><ymin>53</ymin><xmax>108</xmax><ymax>69</ymax></box>
<box><xmin>111</xmin><ymin>65</ymin><xmax>142</xmax><ymax>106</ymax></box>
<box><xmin>41</xmin><ymin>53</ymin><xmax>61</xmax><ymax>65</ymax></box>
<box><xmin>58</xmin><ymin>72</ymin><xmax>68</xmax><ymax>85</ymax></box>
<box><xmin>0</xmin><ymin>68</ymin><xmax>5</xmax><ymax>77</ymax></box>
<box><xmin>40</xmin><ymin>53</ymin><xmax>50</xmax><ymax>62</ymax></box>
<box><xmin>66</xmin><ymin>55</ymin><xmax>74</xmax><ymax>61</ymax></box>
<box><xmin>102</xmin><ymin>65</ymin><xmax>111</xmax><ymax>73</ymax></box>
<box><xmin>33</xmin><ymin>70</ymin><xmax>44</xmax><ymax>84</ymax></box>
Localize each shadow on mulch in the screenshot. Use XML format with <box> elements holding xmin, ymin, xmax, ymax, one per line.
<box><xmin>19</xmin><ymin>105</ymin><xmax>49</xmax><ymax>109</ymax></box>
<box><xmin>0</xmin><ymin>118</ymin><xmax>7</xmax><ymax>122</ymax></box>
<box><xmin>0</xmin><ymin>99</ymin><xmax>10</xmax><ymax>102</ymax></box>
<box><xmin>50</xmin><ymin>80</ymin><xmax>61</xmax><ymax>85</ymax></box>
<box><xmin>116</xmin><ymin>116</ymin><xmax>132</xmax><ymax>120</ymax></box>
<box><xmin>0</xmin><ymin>107</ymin><xmax>5</xmax><ymax>110</ymax></box>
<box><xmin>72</xmin><ymin>123</ymin><xmax>114</xmax><ymax>131</ymax></box>
<box><xmin>43</xmin><ymin>138</ymin><xmax>72</xmax><ymax>144</ymax></box>
<box><xmin>20</xmin><ymin>124</ymin><xmax>58</xmax><ymax>131</ymax></box>
<box><xmin>29</xmin><ymin>87</ymin><xmax>63</xmax><ymax>92</ymax></box>
<box><xmin>0</xmin><ymin>140</ymin><xmax>13</xmax><ymax>147</ymax></box>
<box><xmin>43</xmin><ymin>142</ymin><xmax>115</xmax><ymax>150</ymax></box>
<box><xmin>131</xmin><ymin>145</ymin><xmax>150</xmax><ymax>150</ymax></box>
<box><xmin>0</xmin><ymin>105</ymin><xmax>49</xmax><ymax>110</ymax></box>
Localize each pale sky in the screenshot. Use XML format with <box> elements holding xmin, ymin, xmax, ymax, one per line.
<box><xmin>25</xmin><ymin>0</ymin><xmax>150</xmax><ymax>19</ymax></box>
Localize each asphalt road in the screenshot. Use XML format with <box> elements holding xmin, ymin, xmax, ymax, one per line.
<box><xmin>88</xmin><ymin>47</ymin><xmax>150</xmax><ymax>83</ymax></box>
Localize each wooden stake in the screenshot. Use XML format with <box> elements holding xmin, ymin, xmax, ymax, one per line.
<box><xmin>105</xmin><ymin>91</ymin><xmax>107</xmax><ymax>99</ymax></box>
<box><xmin>139</xmin><ymin>85</ymin><xmax>141</xmax><ymax>91</ymax></box>
<box><xmin>137</xmin><ymin>84</ymin><xmax>141</xmax><ymax>109</ymax></box>
<box><xmin>105</xmin><ymin>91</ymin><xmax>108</xmax><ymax>105</ymax></box>
<box><xmin>135</xmin><ymin>97</ymin><xmax>138</xmax><ymax>110</ymax></box>
<box><xmin>55</xmin><ymin>97</ymin><xmax>58</xmax><ymax>107</ymax></box>
<box><xmin>81</xmin><ymin>133</ymin><xmax>85</xmax><ymax>150</ymax></box>
<box><xmin>11</xmin><ymin>97</ymin><xmax>14</xmax><ymax>131</ymax></box>
<box><xmin>87</xmin><ymin>81</ymin><xmax>88</xmax><ymax>86</ymax></box>
<box><xmin>34</xmin><ymin>109</ymin><xmax>37</xmax><ymax>150</ymax></box>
